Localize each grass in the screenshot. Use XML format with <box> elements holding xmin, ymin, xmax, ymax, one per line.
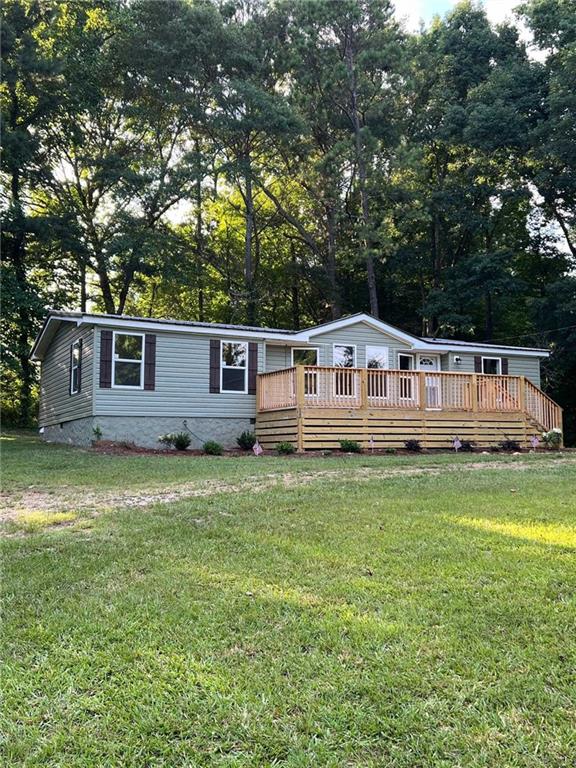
<box><xmin>2</xmin><ymin>435</ymin><xmax>576</xmax><ymax>766</ymax></box>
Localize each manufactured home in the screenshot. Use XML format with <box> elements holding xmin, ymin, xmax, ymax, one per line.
<box><xmin>31</xmin><ymin>311</ymin><xmax>562</xmax><ymax>450</ymax></box>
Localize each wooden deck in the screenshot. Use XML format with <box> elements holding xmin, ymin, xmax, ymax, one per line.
<box><xmin>255</xmin><ymin>366</ymin><xmax>563</xmax><ymax>451</ymax></box>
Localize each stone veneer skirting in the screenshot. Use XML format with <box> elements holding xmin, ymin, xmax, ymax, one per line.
<box><xmin>42</xmin><ymin>415</ymin><xmax>255</xmax><ymax>449</ymax></box>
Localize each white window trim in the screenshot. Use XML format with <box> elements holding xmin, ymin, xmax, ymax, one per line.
<box><xmin>481</xmin><ymin>356</ymin><xmax>502</xmax><ymax>375</ymax></box>
<box><xmin>220</xmin><ymin>339</ymin><xmax>248</xmax><ymax>394</ymax></box>
<box><xmin>70</xmin><ymin>340</ymin><xmax>81</xmax><ymax>395</ymax></box>
<box><xmin>111</xmin><ymin>331</ymin><xmax>145</xmax><ymax>390</ymax></box>
<box><xmin>291</xmin><ymin>347</ymin><xmax>320</xmax><ymax>366</ymax></box>
<box><xmin>332</xmin><ymin>343</ymin><xmax>357</xmax><ymax>368</ymax></box>
<box><xmin>397</xmin><ymin>353</ymin><xmax>415</xmax><ymax>370</ymax></box>
<box><xmin>365</xmin><ymin>345</ymin><xmax>389</xmax><ymax>369</ymax></box>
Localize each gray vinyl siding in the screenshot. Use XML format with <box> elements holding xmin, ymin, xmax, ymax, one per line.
<box><xmin>265</xmin><ymin>343</ymin><xmax>293</xmax><ymax>371</ymax></box>
<box><xmin>446</xmin><ymin>352</ymin><xmax>541</xmax><ymax>387</ymax></box>
<box><xmin>93</xmin><ymin>327</ymin><xmax>264</xmax><ymax>418</ymax></box>
<box><xmin>310</xmin><ymin>321</ymin><xmax>413</xmax><ymax>367</ymax></box>
<box><xmin>39</xmin><ymin>323</ymin><xmax>94</xmax><ymax>427</ymax></box>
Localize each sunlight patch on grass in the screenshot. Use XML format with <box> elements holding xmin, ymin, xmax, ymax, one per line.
<box><xmin>450</xmin><ymin>516</ymin><xmax>576</xmax><ymax>548</ymax></box>
<box><xmin>14</xmin><ymin>510</ymin><xmax>78</xmax><ymax>533</ymax></box>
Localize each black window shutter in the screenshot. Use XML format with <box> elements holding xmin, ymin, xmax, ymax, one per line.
<box><xmin>144</xmin><ymin>334</ymin><xmax>156</xmax><ymax>390</ymax></box>
<box><xmin>248</xmin><ymin>342</ymin><xmax>258</xmax><ymax>395</ymax></box>
<box><xmin>474</xmin><ymin>355</ymin><xmax>482</xmax><ymax>373</ymax></box>
<box><xmin>99</xmin><ymin>330</ymin><xmax>113</xmax><ymax>388</ymax></box>
<box><xmin>501</xmin><ymin>357</ymin><xmax>508</xmax><ymax>375</ymax></box>
<box><xmin>77</xmin><ymin>338</ymin><xmax>83</xmax><ymax>393</ymax></box>
<box><xmin>209</xmin><ymin>339</ymin><xmax>220</xmax><ymax>393</ymax></box>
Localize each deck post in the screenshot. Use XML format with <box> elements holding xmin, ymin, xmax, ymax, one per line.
<box><xmin>255</xmin><ymin>374</ymin><xmax>261</xmax><ymax>413</ymax></box>
<box><xmin>471</xmin><ymin>374</ymin><xmax>478</xmax><ymax>412</ymax></box>
<box><xmin>418</xmin><ymin>371</ymin><xmax>426</xmax><ymax>410</ymax></box>
<box><xmin>360</xmin><ymin>368</ymin><xmax>368</xmax><ymax>410</ymax></box>
<box><xmin>519</xmin><ymin>376</ymin><xmax>526</xmax><ymax>413</ymax></box>
<box><xmin>296</xmin><ymin>365</ymin><xmax>305</xmax><ymax>452</ymax></box>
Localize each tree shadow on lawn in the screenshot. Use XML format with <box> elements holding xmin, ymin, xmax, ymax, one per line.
<box><xmin>4</xmin><ymin>501</ymin><xmax>575</xmax><ymax>767</ymax></box>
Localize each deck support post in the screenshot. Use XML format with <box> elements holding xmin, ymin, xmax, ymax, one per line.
<box><xmin>360</xmin><ymin>368</ymin><xmax>369</xmax><ymax>449</ymax></box>
<box><xmin>418</xmin><ymin>372</ymin><xmax>426</xmax><ymax>410</ymax></box>
<box><xmin>296</xmin><ymin>365</ymin><xmax>305</xmax><ymax>452</ymax></box>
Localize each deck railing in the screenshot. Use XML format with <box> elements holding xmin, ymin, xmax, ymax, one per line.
<box><xmin>257</xmin><ymin>366</ymin><xmax>563</xmax><ymax>432</ymax></box>
<box><xmin>524</xmin><ymin>379</ymin><xmax>563</xmax><ymax>433</ymax></box>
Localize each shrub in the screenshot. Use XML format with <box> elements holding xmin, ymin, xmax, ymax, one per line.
<box><xmin>236</xmin><ymin>430</ymin><xmax>257</xmax><ymax>450</ymax></box>
<box><xmin>203</xmin><ymin>440</ymin><xmax>224</xmax><ymax>456</ymax></box>
<box><xmin>339</xmin><ymin>439</ymin><xmax>361</xmax><ymax>453</ymax></box>
<box><xmin>276</xmin><ymin>441</ymin><xmax>295</xmax><ymax>455</ymax></box>
<box><xmin>542</xmin><ymin>428</ymin><xmax>562</xmax><ymax>448</ymax></box>
<box><xmin>499</xmin><ymin>438</ymin><xmax>521</xmax><ymax>452</ymax></box>
<box><xmin>385</xmin><ymin>447</ymin><xmax>397</xmax><ymax>455</ymax></box>
<box><xmin>92</xmin><ymin>425</ymin><xmax>103</xmax><ymax>441</ymax></box>
<box><xmin>459</xmin><ymin>440</ymin><xmax>475</xmax><ymax>452</ymax></box>
<box><xmin>158</xmin><ymin>432</ymin><xmax>192</xmax><ymax>451</ymax></box>
<box><xmin>404</xmin><ymin>439</ymin><xmax>422</xmax><ymax>452</ymax></box>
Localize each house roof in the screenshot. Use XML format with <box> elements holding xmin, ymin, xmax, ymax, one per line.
<box><xmin>30</xmin><ymin>309</ymin><xmax>550</xmax><ymax>360</ymax></box>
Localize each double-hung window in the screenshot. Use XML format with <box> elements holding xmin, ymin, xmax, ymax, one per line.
<box><xmin>333</xmin><ymin>344</ymin><xmax>356</xmax><ymax>397</ymax></box>
<box><xmin>70</xmin><ymin>340</ymin><xmax>82</xmax><ymax>394</ymax></box>
<box><xmin>292</xmin><ymin>348</ymin><xmax>319</xmax><ymax>396</ymax></box>
<box><xmin>113</xmin><ymin>333</ymin><xmax>144</xmax><ymax>388</ymax></box>
<box><xmin>366</xmin><ymin>345</ymin><xmax>389</xmax><ymax>399</ymax></box>
<box><xmin>398</xmin><ymin>353</ymin><xmax>415</xmax><ymax>400</ymax></box>
<box><xmin>482</xmin><ymin>357</ymin><xmax>501</xmax><ymax>375</ymax></box>
<box><xmin>221</xmin><ymin>341</ymin><xmax>248</xmax><ymax>393</ymax></box>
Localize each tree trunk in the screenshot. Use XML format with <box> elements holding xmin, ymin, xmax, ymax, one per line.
<box><xmin>79</xmin><ymin>259</ymin><xmax>87</xmax><ymax>311</ymax></box>
<box><xmin>243</xmin><ymin>151</ymin><xmax>256</xmax><ymax>325</ymax></box>
<box><xmin>194</xmin><ymin>139</ymin><xmax>205</xmax><ymax>321</ymax></box>
<box><xmin>94</xmin><ymin>258</ymin><xmax>117</xmax><ymax>314</ymax></box>
<box><xmin>344</xmin><ymin>30</ymin><xmax>379</xmax><ymax>318</ymax></box>
<box><xmin>326</xmin><ymin>202</ymin><xmax>342</xmax><ymax>319</ymax></box>
<box><xmin>290</xmin><ymin>242</ymin><xmax>300</xmax><ymax>330</ymax></box>
<box><xmin>12</xmin><ymin>215</ymin><xmax>33</xmax><ymax>426</ymax></box>
<box><xmin>485</xmin><ymin>291</ymin><xmax>494</xmax><ymax>341</ymax></box>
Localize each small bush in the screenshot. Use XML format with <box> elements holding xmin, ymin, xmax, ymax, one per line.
<box><xmin>339</xmin><ymin>439</ymin><xmax>361</xmax><ymax>453</ymax></box>
<box><xmin>542</xmin><ymin>428</ymin><xmax>562</xmax><ymax>448</ymax></box>
<box><xmin>385</xmin><ymin>447</ymin><xmax>397</xmax><ymax>455</ymax></box>
<box><xmin>276</xmin><ymin>441</ymin><xmax>295</xmax><ymax>455</ymax></box>
<box><xmin>159</xmin><ymin>432</ymin><xmax>191</xmax><ymax>451</ymax></box>
<box><xmin>459</xmin><ymin>440</ymin><xmax>475</xmax><ymax>452</ymax></box>
<box><xmin>500</xmin><ymin>438</ymin><xmax>521</xmax><ymax>452</ymax></box>
<box><xmin>203</xmin><ymin>440</ymin><xmax>224</xmax><ymax>456</ymax></box>
<box><xmin>404</xmin><ymin>439</ymin><xmax>422</xmax><ymax>452</ymax></box>
<box><xmin>92</xmin><ymin>425</ymin><xmax>103</xmax><ymax>441</ymax></box>
<box><xmin>236</xmin><ymin>430</ymin><xmax>257</xmax><ymax>450</ymax></box>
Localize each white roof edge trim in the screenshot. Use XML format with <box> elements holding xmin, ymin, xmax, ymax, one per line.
<box><xmin>299</xmin><ymin>313</ymin><xmax>417</xmax><ymax>346</ymax></box>
<box><xmin>411</xmin><ymin>344</ymin><xmax>549</xmax><ymax>357</ymax></box>
<box><xmin>89</xmin><ymin>316</ymin><xmax>299</xmax><ymax>342</ymax></box>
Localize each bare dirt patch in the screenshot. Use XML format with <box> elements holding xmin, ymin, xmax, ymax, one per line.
<box><xmin>2</xmin><ymin>458</ymin><xmax>574</xmax><ymax>532</ymax></box>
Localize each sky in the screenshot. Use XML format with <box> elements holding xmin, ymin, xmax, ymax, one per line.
<box><xmin>394</xmin><ymin>0</ymin><xmax>523</xmax><ymax>29</ymax></box>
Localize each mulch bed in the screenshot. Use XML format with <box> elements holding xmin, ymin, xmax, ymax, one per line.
<box><xmin>89</xmin><ymin>440</ymin><xmax>569</xmax><ymax>458</ymax></box>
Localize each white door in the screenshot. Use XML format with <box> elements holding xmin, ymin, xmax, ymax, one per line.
<box><xmin>418</xmin><ymin>355</ymin><xmax>441</xmax><ymax>408</ymax></box>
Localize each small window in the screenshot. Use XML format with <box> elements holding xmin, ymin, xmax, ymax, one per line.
<box><xmin>292</xmin><ymin>348</ymin><xmax>318</xmax><ymax>366</ymax></box>
<box><xmin>70</xmin><ymin>340</ymin><xmax>81</xmax><ymax>394</ymax></box>
<box><xmin>221</xmin><ymin>341</ymin><xmax>248</xmax><ymax>393</ymax></box>
<box><xmin>398</xmin><ymin>353</ymin><xmax>414</xmax><ymax>370</ymax></box>
<box><xmin>482</xmin><ymin>357</ymin><xmax>501</xmax><ymax>375</ymax></box>
<box><xmin>366</xmin><ymin>346</ymin><xmax>389</xmax><ymax>369</ymax></box>
<box><xmin>113</xmin><ymin>333</ymin><xmax>144</xmax><ymax>388</ymax></box>
<box><xmin>333</xmin><ymin>344</ymin><xmax>356</xmax><ymax>367</ymax></box>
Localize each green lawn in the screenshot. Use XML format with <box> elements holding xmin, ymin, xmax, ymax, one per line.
<box><xmin>2</xmin><ymin>435</ymin><xmax>575</xmax><ymax>767</ymax></box>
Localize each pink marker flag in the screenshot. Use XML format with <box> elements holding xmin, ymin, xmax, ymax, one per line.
<box><xmin>253</xmin><ymin>440</ymin><xmax>263</xmax><ymax>456</ymax></box>
<box><xmin>453</xmin><ymin>437</ymin><xmax>462</xmax><ymax>452</ymax></box>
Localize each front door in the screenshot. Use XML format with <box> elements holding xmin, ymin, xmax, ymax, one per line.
<box><xmin>418</xmin><ymin>355</ymin><xmax>441</xmax><ymax>408</ymax></box>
